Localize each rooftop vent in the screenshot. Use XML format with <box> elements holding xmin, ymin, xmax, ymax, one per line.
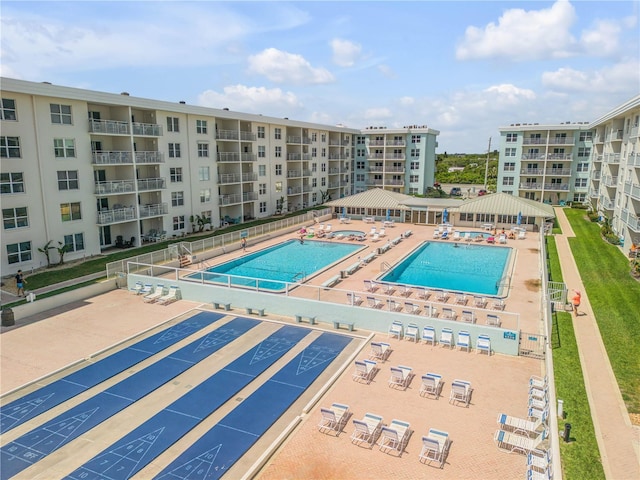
<box><xmin>179</xmin><ymin>101</ymin><xmax>186</xmax><ymax>104</ymax></box>
<box><xmin>121</xmin><ymin>92</ymin><xmax>130</xmax><ymax>96</ymax></box>
<box><xmin>223</xmin><ymin>108</ymin><xmax>229</xmax><ymax>111</ymax></box>
<box><xmin>42</xmin><ymin>81</ymin><xmax>52</xmax><ymax>84</ymax></box>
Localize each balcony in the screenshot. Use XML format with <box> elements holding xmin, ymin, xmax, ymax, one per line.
<box><xmin>286</xmin><ymin>170</ymin><xmax>301</xmax><ymax>178</ymax></box>
<box><xmin>607</xmin><ymin>130</ymin><xmax>624</xmax><ymax>142</ymax></box>
<box><xmin>599</xmin><ymin>195</ymin><xmax>614</xmax><ymax>210</ymax></box>
<box><xmin>386</xmin><ymin>140</ymin><xmax>405</xmax><ymax>146</ymax></box>
<box><xmin>217</xmin><ymin>152</ymin><xmax>241</xmax><ymax>162</ymax></box>
<box><xmin>604</xmin><ymin>154</ymin><xmax>621</xmax><ymax>164</ymax></box>
<box><xmin>548</xmin><ymin>138</ymin><xmax>575</xmax><ymax>145</ymax></box>
<box><xmin>520</xmin><ymin>168</ymin><xmax>543</xmax><ymax>175</ymax></box>
<box><xmin>589</xmin><ymin>189</ymin><xmax>599</xmax><ymax>198</ymax></box>
<box><xmin>243</xmin><ymin>191</ymin><xmax>258</xmax><ymax>201</ymax></box>
<box><xmin>521</xmin><ymin>154</ymin><xmax>546</xmax><ymax>160</ymax></box>
<box><xmin>519</xmin><ymin>183</ymin><xmax>543</xmax><ymax>190</ymax></box>
<box><xmin>329</xmin><ymin>168</ymin><xmax>341</xmax><ymax>174</ymax></box>
<box><xmin>621</xmin><ymin>209</ymin><xmax>640</xmax><ymax>233</ymax></box>
<box><xmin>217</xmin><ymin>129</ymin><xmax>239</xmax><ymax>141</ymax></box>
<box><xmin>286</xmin><ymin>136</ymin><xmax>311</xmax><ymax>144</ymax></box>
<box><xmin>240</xmin><ymin>131</ymin><xmax>256</xmax><ymax>141</ymax></box>
<box><xmin>137</xmin><ymin>177</ymin><xmax>166</xmax><ymax>191</ymax></box>
<box><xmin>329</xmin><ymin>140</ymin><xmax>341</xmax><ymax>146</ymax></box>
<box><xmin>547</xmin><ymin>153</ymin><xmax>573</xmax><ymax>160</ymax></box>
<box><xmin>95</xmin><ymin>180</ymin><xmax>135</xmax><ymax>195</ymax></box>
<box><xmin>594</xmin><ymin>155</ymin><xmax>603</xmax><ymax>162</ymax></box>
<box><xmin>219</xmin><ymin>193</ymin><xmax>243</xmax><ymax>205</ymax></box>
<box><xmin>369</xmin><ymin>140</ymin><xmax>385</xmax><ymax>146</ymax></box>
<box><xmin>602</xmin><ymin>175</ymin><xmax>618</xmax><ymax>188</ymax></box>
<box><xmin>139</xmin><ymin>202</ymin><xmax>168</xmax><ymax>218</ymax></box>
<box><xmin>328</xmin><ymin>181</ymin><xmax>341</xmax><ymax>188</ymax></box>
<box><xmin>628</xmin><ymin>153</ymin><xmax>640</xmax><ymax>167</ymax></box>
<box><xmin>286</xmin><ymin>186</ymin><xmax>303</xmax><ymax>195</ymax></box>
<box><xmin>591</xmin><ymin>171</ymin><xmax>601</xmax><ymax>181</ymax></box>
<box><xmin>545</xmin><ymin>168</ymin><xmax>572</xmax><ymax>176</ymax></box>
<box><xmin>302</xmin><ymin>169</ymin><xmax>312</xmax><ymax>177</ymax></box>
<box><xmin>329</xmin><ymin>154</ymin><xmax>344</xmax><ymax>160</ymax></box>
<box><xmin>132</xmin><ymin>122</ymin><xmax>162</xmax><ymax>136</ymax></box>
<box><xmin>218</xmin><ymin>172</ymin><xmax>258</xmax><ymax>184</ymax></box>
<box><xmin>241</xmin><ymin>153</ymin><xmax>257</xmax><ymax>162</ymax></box>
<box><xmin>89</xmin><ymin>119</ymin><xmax>129</xmax><ymax>135</ymax></box>
<box><xmin>544</xmin><ymin>183</ymin><xmax>569</xmax><ymax>191</ymax></box>
<box><xmin>92</xmin><ymin>151</ymin><xmax>133</xmax><ymax>165</ymax></box>
<box><xmin>624</xmin><ymin>181</ymin><xmax>640</xmax><ymax>200</ymax></box>
<box><xmin>523</xmin><ymin>138</ymin><xmax>547</xmax><ymax>145</ymax></box>
<box><xmin>135</xmin><ymin>151</ymin><xmax>164</xmax><ymax>163</ymax></box>
<box><xmin>97</xmin><ymin>206</ymin><xmax>136</xmax><ymax>225</ymax></box>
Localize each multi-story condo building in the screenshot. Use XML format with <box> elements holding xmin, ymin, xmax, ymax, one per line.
<box><xmin>353</xmin><ymin>125</ymin><xmax>438</xmax><ymax>195</ymax></box>
<box><xmin>496</xmin><ymin>123</ymin><xmax>594</xmax><ymax>204</ymax></box>
<box><xmin>0</xmin><ymin>78</ymin><xmax>439</xmax><ymax>274</ymax></box>
<box><xmin>588</xmin><ymin>95</ymin><xmax>640</xmax><ymax>256</ymax></box>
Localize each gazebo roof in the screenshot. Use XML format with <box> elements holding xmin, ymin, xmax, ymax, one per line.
<box><xmin>325</xmin><ymin>188</ymin><xmax>415</xmax><ymax>210</ymax></box>
<box><xmin>456</xmin><ymin>192</ymin><xmax>556</xmax><ymax>217</ymax></box>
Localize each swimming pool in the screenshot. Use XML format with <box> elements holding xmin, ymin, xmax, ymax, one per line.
<box><xmin>379</xmin><ymin>241</ymin><xmax>512</xmax><ymax>296</ymax></box>
<box><xmin>194</xmin><ymin>239</ymin><xmax>362</xmax><ymax>291</ymax></box>
<box><xmin>331</xmin><ymin>230</ymin><xmax>366</xmax><ymax>239</ymax></box>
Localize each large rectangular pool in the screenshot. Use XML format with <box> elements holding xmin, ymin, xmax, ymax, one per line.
<box><xmin>380</xmin><ymin>241</ymin><xmax>512</xmax><ymax>296</ymax></box>
<box><xmin>193</xmin><ymin>239</ymin><xmax>363</xmax><ymax>291</ymax></box>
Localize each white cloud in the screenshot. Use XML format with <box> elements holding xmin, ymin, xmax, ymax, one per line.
<box><xmin>377</xmin><ymin>64</ymin><xmax>396</xmax><ymax>78</ymax></box>
<box><xmin>484</xmin><ymin>84</ymin><xmax>537</xmax><ymax>103</ymax></box>
<box><xmin>330</xmin><ymin>38</ymin><xmax>362</xmax><ymax>67</ymax></box>
<box><xmin>579</xmin><ymin>20</ymin><xmax>621</xmax><ymax>57</ymax></box>
<box><xmin>197</xmin><ymin>84</ymin><xmax>302</xmax><ymax>112</ymax></box>
<box><xmin>363</xmin><ymin>107</ymin><xmax>393</xmax><ymax>120</ymax></box>
<box><xmin>541</xmin><ymin>59</ymin><xmax>640</xmax><ymax>93</ymax></box>
<box><xmin>247</xmin><ymin>48</ymin><xmax>335</xmax><ymax>85</ymax></box>
<box><xmin>400</xmin><ymin>97</ymin><xmax>415</xmax><ymax>106</ymax></box>
<box><xmin>456</xmin><ymin>0</ymin><xmax>578</xmax><ymax>61</ymax></box>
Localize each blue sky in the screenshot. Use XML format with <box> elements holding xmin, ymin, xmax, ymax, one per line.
<box><xmin>2</xmin><ymin>0</ymin><xmax>639</xmax><ymax>153</ymax></box>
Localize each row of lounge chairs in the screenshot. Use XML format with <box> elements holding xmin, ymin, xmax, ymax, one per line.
<box><xmin>318</xmin><ymin>403</ymin><xmax>451</xmax><ymax>467</ymax></box>
<box><xmin>387</xmin><ymin>321</ymin><xmax>492</xmax><ymax>354</ymax></box>
<box><xmin>132</xmin><ymin>282</ymin><xmax>181</xmax><ymax>305</ymax></box>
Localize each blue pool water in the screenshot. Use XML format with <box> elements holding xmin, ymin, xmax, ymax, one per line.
<box><xmin>331</xmin><ymin>230</ymin><xmax>365</xmax><ymax>238</ymax></box>
<box><xmin>380</xmin><ymin>241</ymin><xmax>512</xmax><ymax>295</ymax></box>
<box><xmin>194</xmin><ymin>239</ymin><xmax>362</xmax><ymax>291</ymax></box>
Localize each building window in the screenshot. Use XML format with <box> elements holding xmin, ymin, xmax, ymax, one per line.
<box><xmin>259</xmin><ymin>201</ymin><xmax>267</xmax><ymax>213</ymax></box>
<box><xmin>0</xmin><ymin>172</ymin><xmax>25</xmax><ymax>193</ymax></box>
<box><xmin>312</xmin><ymin>147</ymin><xmax>317</xmax><ymax>158</ymax></box>
<box><xmin>57</xmin><ymin>170</ymin><xmax>79</xmax><ymax>190</ymax></box>
<box><xmin>258</xmin><ymin>145</ymin><xmax>266</xmax><ymax>158</ymax></box>
<box><xmin>2</xmin><ymin>207</ymin><xmax>28</xmax><ymax>229</ymax></box>
<box><xmin>168</xmin><ymin>143</ymin><xmax>181</xmax><ymax>158</ymax></box>
<box><xmin>259</xmin><ymin>165</ymin><xmax>266</xmax><ymax>176</ymax></box>
<box><xmin>63</xmin><ymin>233</ymin><xmax>85</xmax><ymax>252</ymax></box>
<box><xmin>577</xmin><ymin>163</ymin><xmax>589</xmax><ymax>172</ymax></box>
<box><xmin>312</xmin><ymin>192</ymin><xmax>317</xmax><ymax>203</ymax></box>
<box><xmin>411</xmin><ymin>135</ymin><xmax>421</xmax><ymax>144</ymax></box>
<box><xmin>167</xmin><ymin>117</ymin><xmax>179</xmax><ymax>132</ymax></box>
<box><xmin>198</xmin><ymin>166</ymin><xmax>210</xmax><ymax>181</ymax></box>
<box><xmin>578</xmin><ymin>147</ymin><xmax>591</xmax><ymax>157</ymax></box>
<box><xmin>257</xmin><ymin>126</ymin><xmax>265</xmax><ymax>138</ymax></box>
<box><xmin>259</xmin><ymin>183</ymin><xmax>267</xmax><ymax>195</ymax></box>
<box><xmin>505</xmin><ymin>148</ymin><xmax>516</xmax><ymax>157</ymax></box>
<box><xmin>1</xmin><ymin>136</ymin><xmax>21</xmax><ymax>158</ymax></box>
<box><xmin>171</xmin><ymin>191</ymin><xmax>184</xmax><ymax>207</ymax></box>
<box><xmin>410</xmin><ymin>175</ymin><xmax>419</xmax><ymax>183</ymax></box>
<box><xmin>321</xmin><ymin>177</ymin><xmax>326</xmax><ymax>186</ymax></box>
<box><xmin>503</xmin><ymin>162</ymin><xmax>515</xmax><ymax>171</ymax></box>
<box><xmin>274</xmin><ymin>128</ymin><xmax>281</xmax><ymax>140</ymax></box>
<box><xmin>502</xmin><ymin>177</ymin><xmax>514</xmax><ymax>186</ymax></box>
<box><xmin>54</xmin><ymin>138</ymin><xmax>76</xmax><ymax>158</ymax></box>
<box><xmin>321</xmin><ymin>148</ymin><xmax>326</xmax><ymax>157</ymax></box>
<box><xmin>196</xmin><ymin>119</ymin><xmax>207</xmax><ymax>134</ymax></box>
<box><xmin>50</xmin><ymin>104</ymin><xmax>72</xmax><ymax>124</ymax></box>
<box><xmin>197</xmin><ymin>143</ymin><xmax>209</xmax><ymax>158</ymax></box>
<box><xmin>275</xmin><ymin>181</ymin><xmax>282</xmax><ymax>192</ymax></box>
<box><xmin>411</xmin><ymin>148</ymin><xmax>420</xmax><ymax>157</ymax></box>
<box><xmin>7</xmin><ymin>241</ymin><xmax>32</xmax><ymax>264</ymax></box>
<box><xmin>356</xmin><ymin>173</ymin><xmax>365</xmax><ymax>182</ymax></box>
<box><xmin>312</xmin><ymin>178</ymin><xmax>317</xmax><ymax>188</ymax></box>
<box><xmin>574</xmin><ymin>178</ymin><xmax>587</xmax><ymax>188</ymax></box>
<box><xmin>356</xmin><ymin>161</ymin><xmax>365</xmax><ymax>169</ymax></box>
<box><xmin>506</xmin><ymin>133</ymin><xmax>518</xmax><ymax>142</ymax></box>
<box><xmin>60</xmin><ymin>202</ymin><xmax>81</xmax><ymax>221</ymax></box>
<box><xmin>201</xmin><ymin>210</ymin><xmax>212</xmax><ymax>223</ymax></box>
<box><xmin>573</xmin><ymin>193</ymin><xmax>586</xmax><ymax>202</ymax></box>
<box><xmin>200</xmin><ymin>188</ymin><xmax>211</xmax><ymax>203</ymax></box>
<box><xmin>170</xmin><ymin>167</ymin><xmax>183</xmax><ymax>182</ymax></box>
<box><xmin>409</xmin><ymin>161</ymin><xmax>419</xmax><ymax>170</ymax></box>
<box><xmin>274</xmin><ymin>146</ymin><xmax>282</xmax><ymax>158</ymax></box>
<box><xmin>321</xmin><ymin>163</ymin><xmax>326</xmax><ymax>172</ymax></box>
<box><xmin>275</xmin><ymin>164</ymin><xmax>282</xmax><ymax>175</ymax></box>
<box><xmin>311</xmin><ymin>132</ymin><xmax>317</xmax><ymax>142</ymax></box>
<box><xmin>173</xmin><ymin>215</ymin><xmax>185</xmax><ymax>230</ymax></box>
<box><xmin>1</xmin><ymin>98</ymin><xmax>17</xmax><ymax>121</ymax></box>
<box><xmin>312</xmin><ymin>163</ymin><xmax>317</xmax><ymax>172</ymax></box>
<box><xmin>579</xmin><ymin>131</ymin><xmax>593</xmax><ymax>141</ymax></box>
<box><xmin>321</xmin><ymin>133</ymin><xmax>326</xmax><ymax>142</ymax></box>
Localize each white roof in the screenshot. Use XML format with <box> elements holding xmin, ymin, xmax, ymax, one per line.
<box><xmin>456</xmin><ymin>193</ymin><xmax>556</xmax><ymax>217</ymax></box>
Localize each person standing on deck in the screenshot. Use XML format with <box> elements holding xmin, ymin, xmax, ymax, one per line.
<box><xmin>572</xmin><ymin>289</ymin><xmax>581</xmax><ymax>317</ymax></box>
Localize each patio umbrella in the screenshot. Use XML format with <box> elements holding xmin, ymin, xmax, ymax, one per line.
<box><xmin>342</xmin><ymin>206</ymin><xmax>346</xmax><ymax>218</ymax></box>
<box><xmin>386</xmin><ymin>209</ymin><xmax>391</xmax><ymax>221</ymax></box>
<box><xmin>442</xmin><ymin>209</ymin><xmax>448</xmax><ymax>224</ymax></box>
<box><xmin>517</xmin><ymin>211</ymin><xmax>522</xmax><ymax>226</ymax></box>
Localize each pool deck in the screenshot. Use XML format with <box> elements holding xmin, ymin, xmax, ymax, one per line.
<box><xmin>1</xmin><ymin>220</ymin><xmax>549</xmax><ymax>479</ymax></box>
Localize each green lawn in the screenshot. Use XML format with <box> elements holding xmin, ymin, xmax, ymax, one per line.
<box><xmin>564</xmin><ymin>208</ymin><xmax>640</xmax><ymax>415</ymax></box>
<box><xmin>546</xmin><ymin>236</ymin><xmax>605</xmax><ymax>480</ymax></box>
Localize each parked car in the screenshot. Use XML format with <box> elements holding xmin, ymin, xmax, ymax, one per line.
<box><xmin>478</xmin><ymin>189</ymin><xmax>487</xmax><ymax>196</ymax></box>
<box><xmin>450</xmin><ymin>187</ymin><xmax>462</xmax><ymax>196</ymax></box>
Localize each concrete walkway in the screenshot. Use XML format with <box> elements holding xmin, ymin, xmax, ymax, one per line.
<box><xmin>553</xmin><ymin>207</ymin><xmax>640</xmax><ymax>479</ymax></box>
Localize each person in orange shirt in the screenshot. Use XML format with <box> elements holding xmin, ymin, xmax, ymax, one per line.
<box><xmin>572</xmin><ymin>289</ymin><xmax>581</xmax><ymax>317</ymax></box>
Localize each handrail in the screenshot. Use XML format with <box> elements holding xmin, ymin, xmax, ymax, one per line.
<box><xmin>380</xmin><ymin>261</ymin><xmax>391</xmax><ymax>272</ymax></box>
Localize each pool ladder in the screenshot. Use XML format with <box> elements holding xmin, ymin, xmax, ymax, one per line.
<box><xmin>380</xmin><ymin>261</ymin><xmax>391</xmax><ymax>272</ymax></box>
<box><xmin>292</xmin><ymin>271</ymin><xmax>306</xmax><ymax>282</ymax></box>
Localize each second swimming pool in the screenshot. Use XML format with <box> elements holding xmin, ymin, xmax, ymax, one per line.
<box><xmin>194</xmin><ymin>239</ymin><xmax>363</xmax><ymax>291</ymax></box>
<box><xmin>379</xmin><ymin>241</ymin><xmax>512</xmax><ymax>296</ymax></box>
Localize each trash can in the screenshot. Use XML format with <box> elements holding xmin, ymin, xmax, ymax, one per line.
<box><xmin>563</xmin><ymin>423</ymin><xmax>572</xmax><ymax>443</ymax></box>
<box><xmin>1</xmin><ymin>308</ymin><xmax>15</xmax><ymax>327</ymax></box>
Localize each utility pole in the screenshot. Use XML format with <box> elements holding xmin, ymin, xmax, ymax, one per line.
<box><xmin>484</xmin><ymin>137</ymin><xmax>491</xmax><ymax>190</ymax></box>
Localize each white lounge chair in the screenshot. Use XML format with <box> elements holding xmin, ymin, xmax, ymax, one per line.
<box><xmin>369</xmin><ymin>342</ymin><xmax>391</xmax><ymax>362</ymax></box>
<box><xmin>492</xmin><ymin>298</ymin><xmax>506</xmax><ymax>310</ymax></box>
<box><xmin>464</xmin><ymin>232</ymin><xmax>472</xmax><ymax>242</ymax></box>
<box><xmin>419</xmin><ymin>373</ymin><xmax>443</xmax><ymax>398</ymax></box>
<box><xmin>474</xmin><ymin>296</ymin><xmax>487</xmax><ymax>308</ymax></box>
<box><xmin>157</xmin><ymin>286</ymin><xmax>180</xmax><ymax>305</ymax></box>
<box><xmin>526</xmin><ymin>465</ymin><xmax>553</xmax><ymax>480</ymax></box>
<box><xmin>529</xmin><ymin>375</ymin><xmax>548</xmax><ymax>390</ymax></box>
<box><xmin>527</xmin><ymin>450</ymin><xmax>552</xmax><ymax>475</ymax></box>
<box><xmin>440</xmin><ymin>328</ymin><xmax>454</xmax><ymax>348</ymax></box>
<box><xmin>435</xmin><ymin>290</ymin><xmax>450</xmax><ymax>303</ymax></box>
<box><xmin>352</xmin><ymin>360</ymin><xmax>377</xmax><ymax>384</ymax></box>
<box><xmin>318</xmin><ymin>403</ymin><xmax>349</xmax><ymax>435</ymax></box>
<box><xmin>456</xmin><ymin>331</ymin><xmax>471</xmax><ymax>352</ymax></box>
<box><xmin>441</xmin><ymin>307</ymin><xmax>457</xmax><ymax>321</ymax></box>
<box><xmin>351</xmin><ymin>413</ymin><xmax>383</xmax><ymax>447</ymax></box>
<box><xmin>497</xmin><ymin>410</ymin><xmax>548</xmax><ymax>438</ymax></box>
<box><xmin>143</xmin><ymin>284</ymin><xmax>165</xmax><ymax>303</ymax></box>
<box><xmin>528</xmin><ymin>396</ymin><xmax>549</xmax><ymax>413</ymax></box>
<box><xmin>433</xmin><ymin>229</ymin><xmax>441</xmax><ymax>239</ymax></box>
<box><xmin>367</xmin><ymin>296</ymin><xmax>384</xmax><ymax>309</ymax></box>
<box><xmin>364</xmin><ymin>280</ymin><xmax>378</xmax><ymax>292</ymax></box>
<box><xmin>324</xmin><ymin>224</ymin><xmax>332</xmax><ymax>233</ymax></box>
<box><xmin>499</xmin><ymin>233</ymin><xmax>507</xmax><ymax>244</ymax></box>
<box><xmin>387</xmin><ymin>299</ymin><xmax>403</xmax><ymax>312</ymax></box>
<box><xmin>529</xmin><ymin>385</ymin><xmax>548</xmax><ymax>402</ymax></box>
<box><xmin>378</xmin><ymin>228</ymin><xmax>386</xmax><ymax>238</ymax></box>
<box><xmin>404</xmin><ymin>302</ymin><xmax>420</xmax><ymax>315</ymax></box>
<box><xmin>388</xmin><ymin>320</ymin><xmax>403</xmax><ymax>339</ymax></box>
<box><xmin>487</xmin><ymin>314</ymin><xmax>501</xmax><ymax>327</ymax></box>
<box><xmin>388</xmin><ymin>365</ymin><xmax>412</xmax><ymax>389</ymax></box>
<box><xmin>371</xmin><ymin>233</ymin><xmax>380</xmax><ymax>242</ymax></box>
<box><xmin>494</xmin><ymin>428</ymin><xmax>548</xmax><ymax>455</ymax></box>
<box><xmin>518</xmin><ymin>230</ymin><xmax>527</xmax><ymax>240</ymax></box>
<box><xmin>528</xmin><ymin>405</ymin><xmax>549</xmax><ymax>421</ymax></box>
<box><xmin>419</xmin><ymin>428</ymin><xmax>451</xmax><ymax>468</ymax></box>
<box><xmin>346</xmin><ymin>292</ymin><xmax>363</xmax><ymax>306</ymax></box>
<box><xmin>455</xmin><ymin>293</ymin><xmax>468</xmax><ymax>305</ymax></box>
<box><xmin>398</xmin><ymin>285</ymin><xmax>412</xmax><ymax>297</ymax></box>
<box><xmin>417</xmin><ymin>287</ymin><xmax>431</xmax><ymax>300</ymax></box>
<box><xmin>379</xmin><ymin>283</ymin><xmax>395</xmax><ymax>295</ymax></box>
<box><xmin>404</xmin><ymin>322</ymin><xmax>419</xmax><ymax>342</ymax></box>
<box><xmin>130</xmin><ymin>281</ymin><xmax>143</xmax><ymax>294</ymax></box>
<box><xmin>378</xmin><ymin>419</ymin><xmax>411</xmax><ymax>455</ymax></box>
<box><xmin>422</xmin><ymin>326</ymin><xmax>437</xmax><ymax>346</ymax></box>
<box><xmin>452</xmin><ymin>231</ymin><xmax>461</xmax><ymax>241</ymax></box>
<box><xmin>138</xmin><ymin>283</ymin><xmax>153</xmax><ymax>296</ymax></box>
<box><xmin>449</xmin><ymin>379</ymin><xmax>472</xmax><ymax>406</ymax></box>
<box><xmin>477</xmin><ymin>334</ymin><xmax>491</xmax><ymax>355</ymax></box>
<box><xmin>461</xmin><ymin>310</ymin><xmax>475</xmax><ymax>323</ymax></box>
<box><xmin>369</xmin><ymin>227</ymin><xmax>377</xmax><ymax>236</ymax></box>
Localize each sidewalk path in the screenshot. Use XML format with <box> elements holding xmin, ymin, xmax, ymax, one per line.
<box><xmin>554</xmin><ymin>207</ymin><xmax>640</xmax><ymax>479</ymax></box>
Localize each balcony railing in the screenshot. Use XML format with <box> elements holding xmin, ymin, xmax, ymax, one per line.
<box><xmin>302</xmin><ymin>169</ymin><xmax>312</xmax><ymax>177</ymax></box>
<box><xmin>95</xmin><ymin>180</ymin><xmax>135</xmax><ymax>195</ymax></box>
<box><xmin>243</xmin><ymin>191</ymin><xmax>258</xmax><ymax>201</ymax></box>
<box><xmin>97</xmin><ymin>206</ymin><xmax>136</xmax><ymax>225</ymax></box>
<box><xmin>135</xmin><ymin>151</ymin><xmax>164</xmax><ymax>163</ymax></box>
<box><xmin>369</xmin><ymin>140</ymin><xmax>385</xmax><ymax>146</ymax></box>
<box><xmin>599</xmin><ymin>195</ymin><xmax>614</xmax><ymax>210</ymax></box>
<box><xmin>544</xmin><ymin>183</ymin><xmax>569</xmax><ymax>191</ymax></box>
<box><xmin>545</xmin><ymin>168</ymin><xmax>572</xmax><ymax>176</ymax></box>
<box><xmin>589</xmin><ymin>189</ymin><xmax>599</xmax><ymax>198</ymax></box>
<box><xmin>520</xmin><ymin>168</ymin><xmax>544</xmax><ymax>175</ymax></box>
<box><xmin>602</xmin><ymin>175</ymin><xmax>618</xmax><ymax>187</ymax></box>
<box><xmin>548</xmin><ymin>138</ymin><xmax>575</xmax><ymax>145</ymax></box>
<box><xmin>523</xmin><ymin>138</ymin><xmax>547</xmax><ymax>145</ymax></box>
<box><xmin>594</xmin><ymin>155</ymin><xmax>603</xmax><ymax>162</ymax></box>
<box><xmin>217</xmin><ymin>152</ymin><xmax>241</xmax><ymax>162</ymax></box>
<box><xmin>139</xmin><ymin>202</ymin><xmax>168</xmax><ymax>218</ymax></box>
<box><xmin>604</xmin><ymin>153</ymin><xmax>621</xmax><ymax>164</ymax></box>
<box><xmin>218</xmin><ymin>172</ymin><xmax>258</xmax><ymax>184</ymax></box>
<box><xmin>329</xmin><ymin>168</ymin><xmax>341</xmax><ymax>174</ymax></box>
<box><xmin>628</xmin><ymin>153</ymin><xmax>640</xmax><ymax>167</ymax></box>
<box><xmin>386</xmin><ymin>140</ymin><xmax>405</xmax><ymax>146</ymax></box>
<box><xmin>137</xmin><ymin>177</ymin><xmax>166</xmax><ymax>191</ymax></box>
<box><xmin>219</xmin><ymin>193</ymin><xmax>242</xmax><ymax>205</ymax></box>
<box><xmin>286</xmin><ymin>170</ymin><xmax>301</xmax><ymax>178</ymax></box>
<box><xmin>217</xmin><ymin>129</ymin><xmax>239</xmax><ymax>141</ymax></box>
<box><xmin>92</xmin><ymin>151</ymin><xmax>133</xmax><ymax>165</ymax></box>
<box><xmin>521</xmin><ymin>154</ymin><xmax>546</xmax><ymax>160</ymax></box>
<box><xmin>591</xmin><ymin>171</ymin><xmax>601</xmax><ymax>180</ymax></box>
<box><xmin>240</xmin><ymin>131</ymin><xmax>256</xmax><ymax>141</ymax></box>
<box><xmin>547</xmin><ymin>154</ymin><xmax>573</xmax><ymax>160</ymax></box>
<box><xmin>624</xmin><ymin>181</ymin><xmax>640</xmax><ymax>200</ymax></box>
<box><xmin>89</xmin><ymin>119</ymin><xmax>129</xmax><ymax>135</ymax></box>
<box><xmin>132</xmin><ymin>122</ymin><xmax>162</xmax><ymax>136</ymax></box>
<box><xmin>328</xmin><ymin>182</ymin><xmax>341</xmax><ymax>188</ymax></box>
<box><xmin>519</xmin><ymin>183</ymin><xmax>543</xmax><ymax>190</ymax></box>
<box><xmin>286</xmin><ymin>186</ymin><xmax>303</xmax><ymax>195</ymax></box>
<box><xmin>607</xmin><ymin>130</ymin><xmax>624</xmax><ymax>142</ymax></box>
<box><xmin>621</xmin><ymin>209</ymin><xmax>640</xmax><ymax>232</ymax></box>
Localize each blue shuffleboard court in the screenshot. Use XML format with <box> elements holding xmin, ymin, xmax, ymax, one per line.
<box><xmin>156</xmin><ymin>332</ymin><xmax>352</xmax><ymax>480</ymax></box>
<box><xmin>0</xmin><ymin>317</ymin><xmax>260</xmax><ymax>480</ymax></box>
<box><xmin>0</xmin><ymin>312</ymin><xmax>224</xmax><ymax>435</ymax></box>
<box><xmin>65</xmin><ymin>325</ymin><xmax>311</xmax><ymax>480</ymax></box>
